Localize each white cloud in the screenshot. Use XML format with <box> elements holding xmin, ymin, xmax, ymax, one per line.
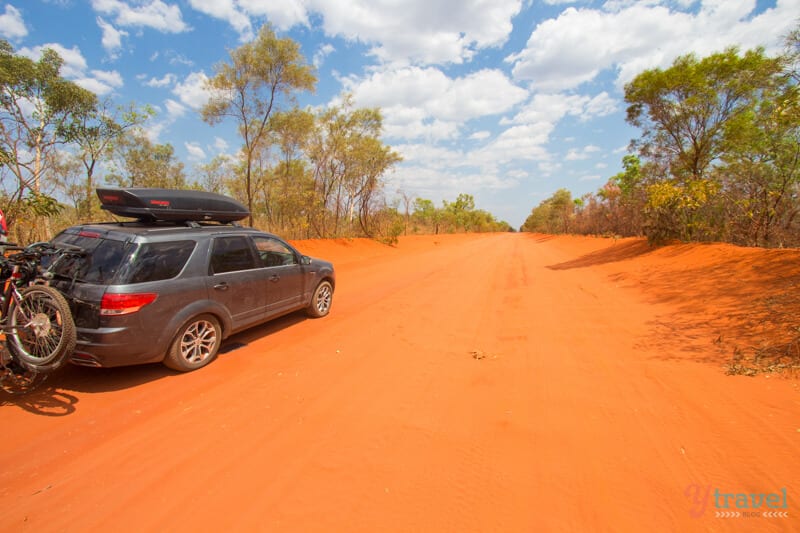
<box><xmin>91</xmin><ymin>0</ymin><xmax>189</xmax><ymax>33</ymax></box>
<box><xmin>164</xmin><ymin>98</ymin><xmax>187</xmax><ymax>118</ymax></box>
<box><xmin>314</xmin><ymin>0</ymin><xmax>523</xmax><ymax>65</ymax></box>
<box><xmin>392</xmin><ymin>164</ymin><xmax>515</xmax><ymax>201</ymax></box>
<box><xmin>507</xmin><ymin>0</ymin><xmax>799</xmax><ymax>91</ymax></box>
<box><xmin>0</xmin><ymin>4</ymin><xmax>27</xmax><ymax>40</ymax></box>
<box><xmin>165</xmin><ymin>51</ymin><xmax>194</xmax><ymax>67</ymax></box>
<box><xmin>213</xmin><ymin>137</ymin><xmax>229</xmax><ymax>151</ymax></box>
<box><xmin>237</xmin><ymin>0</ymin><xmax>308</xmax><ymax>30</ymax></box>
<box><xmin>141</xmin><ymin>120</ymin><xmax>166</xmax><ymax>142</ymax></box>
<box><xmin>498</xmin><ymin>91</ymin><xmax>617</xmax><ymax>152</ymax></box>
<box><xmin>187</xmin><ymin>0</ymin><xmax>521</xmax><ymax>64</ymax></box>
<box><xmin>144</xmin><ymin>73</ymin><xmax>177</xmax><ymax>88</ymax></box>
<box><xmin>582</xmin><ymin>92</ymin><xmax>618</xmax><ymax>119</ymax></box>
<box><xmin>480</xmin><ymin>124</ymin><xmax>551</xmax><ymax>163</ymax></box>
<box><xmin>469</xmin><ymin>131</ymin><xmax>491</xmax><ymax>141</ymax></box>
<box><xmin>341</xmin><ymin>66</ymin><xmax>528</xmax><ymax>140</ymax></box>
<box><xmin>73</xmin><ymin>76</ymin><xmax>119</xmax><ymax>96</ymax></box>
<box><xmin>313</xmin><ymin>43</ymin><xmax>336</xmax><ymax>68</ymax></box>
<box><xmin>567</xmin><ymin>145</ymin><xmax>602</xmax><ymax>161</ymax></box>
<box><xmin>505</xmin><ymin>93</ymin><xmax>587</xmax><ymax>126</ymax></box>
<box><xmin>172</xmin><ymin>71</ymin><xmax>211</xmax><ymax>109</ymax></box>
<box><xmin>537</xmin><ymin>160</ymin><xmax>562</xmax><ymax>177</ymax></box>
<box><xmin>80</xmin><ymin>69</ymin><xmax>124</xmax><ymax>96</ymax></box>
<box><xmin>185</xmin><ymin>141</ymin><xmax>207</xmax><ymax>161</ymax></box>
<box><xmin>565</xmin><ymin>146</ymin><xmax>598</xmax><ymax>161</ymax></box>
<box><xmin>188</xmin><ymin>0</ymin><xmax>253</xmax><ymax>40</ymax></box>
<box><xmin>96</xmin><ymin>17</ymin><xmax>127</xmax><ymax>59</ymax></box>
<box><xmin>185</xmin><ymin>0</ymin><xmax>308</xmax><ymax>36</ymax></box>
<box><xmin>91</xmin><ymin>69</ymin><xmax>123</xmax><ymax>87</ymax></box>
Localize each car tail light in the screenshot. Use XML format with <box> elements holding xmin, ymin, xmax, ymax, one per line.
<box><xmin>101</xmin><ymin>293</ymin><xmax>158</xmax><ymax>316</ymax></box>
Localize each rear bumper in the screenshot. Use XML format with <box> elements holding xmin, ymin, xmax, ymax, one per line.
<box><xmin>71</xmin><ymin>326</ymin><xmax>166</xmax><ymax>368</ymax></box>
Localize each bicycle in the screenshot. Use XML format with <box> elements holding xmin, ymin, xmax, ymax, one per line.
<box><xmin>0</xmin><ymin>243</ymin><xmax>78</xmax><ymax>394</ymax></box>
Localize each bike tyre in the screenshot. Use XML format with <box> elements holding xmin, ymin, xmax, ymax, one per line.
<box><xmin>7</xmin><ymin>285</ymin><xmax>76</xmax><ymax>374</ymax></box>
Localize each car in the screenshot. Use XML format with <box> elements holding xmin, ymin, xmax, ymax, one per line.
<box><xmin>46</xmin><ymin>188</ymin><xmax>335</xmax><ymax>372</ymax></box>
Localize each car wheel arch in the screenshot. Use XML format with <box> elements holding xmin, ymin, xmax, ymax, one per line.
<box><xmin>154</xmin><ymin>300</ymin><xmax>233</xmax><ymax>360</ymax></box>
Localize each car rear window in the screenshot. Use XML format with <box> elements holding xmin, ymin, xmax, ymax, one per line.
<box><xmin>51</xmin><ymin>234</ymin><xmax>195</xmax><ymax>285</ymax></box>
<box><xmin>51</xmin><ymin>235</ymin><xmax>130</xmax><ymax>284</ymax></box>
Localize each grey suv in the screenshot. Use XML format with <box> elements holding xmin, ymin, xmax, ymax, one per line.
<box><xmin>47</xmin><ymin>189</ymin><xmax>335</xmax><ymax>372</ymax></box>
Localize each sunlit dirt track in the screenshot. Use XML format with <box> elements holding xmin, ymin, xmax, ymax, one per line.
<box><xmin>1</xmin><ymin>233</ymin><xmax>798</xmax><ymax>532</ymax></box>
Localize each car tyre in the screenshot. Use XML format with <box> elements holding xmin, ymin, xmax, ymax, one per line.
<box><xmin>306</xmin><ymin>280</ymin><xmax>333</xmax><ymax>318</ymax></box>
<box><xmin>164</xmin><ymin>314</ymin><xmax>221</xmax><ymax>372</ymax></box>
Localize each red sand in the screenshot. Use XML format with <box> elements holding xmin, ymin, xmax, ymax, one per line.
<box><xmin>1</xmin><ymin>233</ymin><xmax>798</xmax><ymax>532</ymax></box>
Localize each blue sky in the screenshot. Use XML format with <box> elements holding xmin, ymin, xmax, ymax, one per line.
<box><xmin>2</xmin><ymin>0</ymin><xmax>797</xmax><ymax>228</ymax></box>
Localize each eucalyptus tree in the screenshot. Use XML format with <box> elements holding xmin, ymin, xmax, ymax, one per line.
<box><xmin>202</xmin><ymin>25</ymin><xmax>316</xmax><ymax>227</ymax></box>
<box><xmin>0</xmin><ymin>39</ymin><xmax>96</xmax><ymax>236</ymax></box>
<box><xmin>625</xmin><ymin>47</ymin><xmax>786</xmax><ymax>241</ymax></box>
<box><xmin>308</xmin><ymin>96</ymin><xmax>401</xmax><ymax>237</ymax></box>
<box><xmin>196</xmin><ymin>154</ymin><xmax>235</xmax><ymax>195</ymax></box>
<box><xmin>260</xmin><ymin>107</ymin><xmax>315</xmax><ymax>236</ymax></box>
<box><xmin>106</xmin><ymin>130</ymin><xmax>187</xmax><ymax>189</ymax></box>
<box><xmin>63</xmin><ymin>99</ymin><xmax>154</xmax><ymax>220</ymax></box>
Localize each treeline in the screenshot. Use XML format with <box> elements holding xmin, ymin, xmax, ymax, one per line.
<box><xmin>523</xmin><ymin>27</ymin><xmax>800</xmax><ymax>247</ymax></box>
<box><xmin>403</xmin><ymin>193</ymin><xmax>513</xmax><ymax>236</ymax></box>
<box><xmin>0</xmin><ymin>27</ymin><xmax>510</xmax><ymax>245</ymax></box>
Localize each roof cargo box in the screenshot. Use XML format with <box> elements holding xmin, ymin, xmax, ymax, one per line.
<box><xmin>97</xmin><ymin>188</ymin><xmax>249</xmax><ymax>223</ymax></box>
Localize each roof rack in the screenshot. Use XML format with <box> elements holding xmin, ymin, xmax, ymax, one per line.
<box><xmin>97</xmin><ymin>188</ymin><xmax>249</xmax><ymax>223</ymax></box>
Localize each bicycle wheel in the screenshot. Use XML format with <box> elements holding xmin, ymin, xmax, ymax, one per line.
<box><xmin>7</xmin><ymin>285</ymin><xmax>76</xmax><ymax>373</ymax></box>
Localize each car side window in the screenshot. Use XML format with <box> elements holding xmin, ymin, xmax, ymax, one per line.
<box><xmin>210</xmin><ymin>236</ymin><xmax>258</xmax><ymax>274</ymax></box>
<box><xmin>125</xmin><ymin>241</ymin><xmax>196</xmax><ymax>283</ymax></box>
<box><xmin>253</xmin><ymin>236</ymin><xmax>297</xmax><ymax>268</ymax></box>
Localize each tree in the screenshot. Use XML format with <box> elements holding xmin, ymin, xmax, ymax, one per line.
<box><xmin>307</xmin><ymin>96</ymin><xmax>401</xmax><ymax>237</ymax></box>
<box><xmin>0</xmin><ymin>40</ymin><xmax>96</xmax><ymax>238</ymax></box>
<box><xmin>196</xmin><ymin>154</ymin><xmax>235</xmax><ymax>195</ymax></box>
<box><xmin>202</xmin><ymin>25</ymin><xmax>316</xmax><ymax>227</ymax></box>
<box><xmin>443</xmin><ymin>193</ymin><xmax>476</xmax><ymax>232</ymax></box>
<box><xmin>397</xmin><ymin>189</ymin><xmax>414</xmax><ymax>236</ymax></box>
<box><xmin>521</xmin><ymin>189</ymin><xmax>574</xmax><ymax>234</ymax></box>
<box><xmin>106</xmin><ymin>130</ymin><xmax>187</xmax><ymax>189</ymax></box>
<box><xmin>260</xmin><ymin>107</ymin><xmax>315</xmax><ymax>236</ymax></box>
<box><xmin>625</xmin><ymin>47</ymin><xmax>786</xmax><ymax>242</ymax></box>
<box><xmin>626</xmin><ymin>48</ymin><xmax>780</xmax><ymax>181</ymax></box>
<box><xmin>65</xmin><ymin>99</ymin><xmax>154</xmax><ymax>220</ymax></box>
<box><xmin>412</xmin><ymin>197</ymin><xmax>440</xmax><ymax>234</ymax></box>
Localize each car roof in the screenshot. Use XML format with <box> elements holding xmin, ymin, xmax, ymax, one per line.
<box><xmin>57</xmin><ymin>221</ymin><xmax>274</xmax><ymax>242</ymax></box>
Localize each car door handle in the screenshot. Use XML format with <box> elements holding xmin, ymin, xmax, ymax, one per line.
<box><xmin>269</xmin><ymin>274</ymin><xmax>280</xmax><ymax>282</ymax></box>
<box><xmin>213</xmin><ymin>282</ymin><xmax>229</xmax><ymax>291</ymax></box>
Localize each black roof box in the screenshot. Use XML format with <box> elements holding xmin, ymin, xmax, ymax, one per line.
<box><xmin>97</xmin><ymin>188</ymin><xmax>249</xmax><ymax>223</ymax></box>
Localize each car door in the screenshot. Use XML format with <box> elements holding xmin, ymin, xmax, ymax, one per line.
<box><xmin>252</xmin><ymin>235</ymin><xmax>305</xmax><ymax>316</ymax></box>
<box><xmin>206</xmin><ymin>235</ymin><xmax>268</xmax><ymax>329</ymax></box>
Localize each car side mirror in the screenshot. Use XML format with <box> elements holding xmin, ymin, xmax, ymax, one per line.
<box><xmin>301</xmin><ymin>255</ymin><xmax>312</xmax><ymax>265</ymax></box>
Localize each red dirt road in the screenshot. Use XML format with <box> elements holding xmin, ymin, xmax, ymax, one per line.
<box><xmin>1</xmin><ymin>233</ymin><xmax>798</xmax><ymax>532</ymax></box>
